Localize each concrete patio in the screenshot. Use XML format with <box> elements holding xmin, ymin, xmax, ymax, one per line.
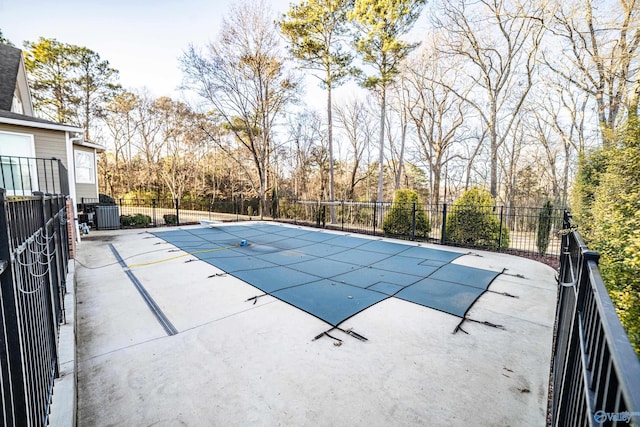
<box><xmin>73</xmin><ymin>223</ymin><xmax>557</xmax><ymax>426</ymax></box>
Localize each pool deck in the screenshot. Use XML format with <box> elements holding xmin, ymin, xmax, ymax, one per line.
<box><xmin>71</xmin><ymin>223</ymin><xmax>557</xmax><ymax>426</ymax></box>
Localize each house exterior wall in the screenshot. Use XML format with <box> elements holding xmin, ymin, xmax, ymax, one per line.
<box><xmin>0</xmin><ymin>123</ymin><xmax>67</xmax><ymax>164</ymax></box>
<box><xmin>73</xmin><ymin>145</ymin><xmax>98</xmax><ymax>201</ymax></box>
<box><xmin>0</xmin><ymin>123</ymin><xmax>99</xmax><ymax>200</ymax></box>
<box><xmin>0</xmin><ymin>123</ymin><xmax>67</xmax><ymax>193</ymax></box>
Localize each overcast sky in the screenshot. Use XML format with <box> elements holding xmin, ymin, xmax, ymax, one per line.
<box><xmin>0</xmin><ymin>0</ymin><xmax>293</xmax><ymax>100</ymax></box>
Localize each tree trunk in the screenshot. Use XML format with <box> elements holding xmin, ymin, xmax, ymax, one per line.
<box><xmin>377</xmin><ymin>87</ymin><xmax>387</xmax><ymax>202</ymax></box>
<box><xmin>395</xmin><ymin>120</ymin><xmax>406</xmax><ymax>191</ymax></box>
<box><xmin>432</xmin><ymin>150</ymin><xmax>443</xmax><ymax>205</ymax></box>
<box><xmin>327</xmin><ymin>80</ymin><xmax>337</xmax><ymax>223</ymax></box>
<box><xmin>490</xmin><ymin>101</ymin><xmax>498</xmax><ymax>198</ymax></box>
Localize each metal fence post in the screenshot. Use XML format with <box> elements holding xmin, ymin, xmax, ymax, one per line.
<box><xmin>440</xmin><ymin>203</ymin><xmax>447</xmax><ymax>244</ymax></box>
<box><xmin>294</xmin><ymin>200</ymin><xmax>298</xmax><ymax>225</ymax></box>
<box><xmin>175</xmin><ymin>198</ymin><xmax>180</xmax><ymax>226</ymax></box>
<box><xmin>498</xmin><ymin>205</ymin><xmax>504</xmax><ymax>251</ymax></box>
<box><xmin>373</xmin><ymin>202</ymin><xmax>377</xmax><ymax>235</ymax></box>
<box><xmin>0</xmin><ymin>189</ymin><xmax>26</xmax><ymax>424</ymax></box>
<box><xmin>41</xmin><ymin>194</ymin><xmax>60</xmax><ymax>378</ymax></box>
<box><xmin>58</xmin><ymin>159</ymin><xmax>69</xmax><ymax>195</ymax></box>
<box><xmin>411</xmin><ymin>202</ymin><xmax>416</xmax><ymax>241</ymax></box>
<box><xmin>152</xmin><ymin>199</ymin><xmax>157</xmax><ymax>226</ymax></box>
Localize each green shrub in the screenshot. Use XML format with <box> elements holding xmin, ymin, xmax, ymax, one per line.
<box><xmin>99</xmin><ymin>193</ymin><xmax>116</xmax><ymax>205</ymax></box>
<box><xmin>316</xmin><ymin>204</ymin><xmax>326</xmax><ymax>227</ymax></box>
<box><xmin>383</xmin><ymin>189</ymin><xmax>430</xmax><ymax>238</ymax></box>
<box><xmin>583</xmin><ymin>112</ymin><xmax>640</xmax><ymax>357</ymax></box>
<box><xmin>537</xmin><ymin>200</ymin><xmax>553</xmax><ymax>256</ymax></box>
<box><xmin>120</xmin><ymin>213</ymin><xmax>151</xmax><ymax>227</ymax></box>
<box><xmin>445</xmin><ymin>187</ymin><xmax>509</xmax><ymax>249</ymax></box>
<box><xmin>163</xmin><ymin>214</ymin><xmax>177</xmax><ymax>225</ymax></box>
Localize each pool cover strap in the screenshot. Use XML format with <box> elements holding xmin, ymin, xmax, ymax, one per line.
<box><xmin>313</xmin><ymin>327</ymin><xmax>368</xmax><ymax>342</ymax></box>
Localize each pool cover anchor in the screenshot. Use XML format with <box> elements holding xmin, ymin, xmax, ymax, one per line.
<box><xmin>313</xmin><ymin>330</ymin><xmax>343</xmax><ymax>344</ymax></box>
<box><xmin>453</xmin><ymin>317</ymin><xmax>505</xmax><ymax>335</ymax></box>
<box><xmin>486</xmin><ymin>289</ymin><xmax>519</xmax><ymax>299</ymax></box>
<box><xmin>341</xmin><ymin>327</ymin><xmax>368</xmax><ymax>342</ymax></box>
<box><xmin>503</xmin><ymin>272</ymin><xmax>526</xmax><ymax>279</ymax></box>
<box><xmin>246</xmin><ymin>293</ymin><xmax>268</xmax><ymax>305</ymax></box>
<box><xmin>208</xmin><ymin>273</ymin><xmax>227</xmax><ymax>278</ymax></box>
<box><xmin>313</xmin><ymin>326</ymin><xmax>368</xmax><ymax>343</ymax></box>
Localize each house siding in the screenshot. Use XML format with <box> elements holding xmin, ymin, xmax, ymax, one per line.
<box><xmin>0</xmin><ymin>123</ymin><xmax>67</xmax><ymax>165</ymax></box>
<box><xmin>0</xmin><ymin>123</ymin><xmax>67</xmax><ymax>194</ymax></box>
<box><xmin>74</xmin><ymin>145</ymin><xmax>98</xmax><ymax>201</ymax></box>
<box><xmin>76</xmin><ymin>182</ymin><xmax>98</xmax><ymax>201</ymax></box>
<box><xmin>0</xmin><ymin>122</ymin><xmax>100</xmax><ymax>201</ymax></box>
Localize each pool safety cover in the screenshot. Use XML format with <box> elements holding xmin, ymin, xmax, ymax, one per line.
<box><xmin>152</xmin><ymin>224</ymin><xmax>502</xmax><ymax>328</ymax></box>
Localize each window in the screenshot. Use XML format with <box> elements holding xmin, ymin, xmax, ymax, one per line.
<box><xmin>1</xmin><ymin>157</ymin><xmax>35</xmax><ymax>192</ymax></box>
<box><xmin>74</xmin><ymin>150</ymin><xmax>95</xmax><ymax>184</ymax></box>
<box><xmin>0</xmin><ymin>131</ymin><xmax>36</xmax><ymax>195</ymax></box>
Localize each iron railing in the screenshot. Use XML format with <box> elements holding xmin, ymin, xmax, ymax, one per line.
<box><xmin>0</xmin><ymin>156</ymin><xmax>69</xmax><ymax>196</ymax></box>
<box><xmin>80</xmin><ymin>197</ymin><xmax>252</xmax><ymax>228</ymax></box>
<box><xmin>82</xmin><ymin>197</ymin><xmax>565</xmax><ymax>264</ymax></box>
<box><xmin>0</xmin><ymin>190</ymin><xmax>70</xmax><ymax>426</ymax></box>
<box><xmin>280</xmin><ymin>200</ymin><xmax>565</xmax><ymax>263</ymax></box>
<box><xmin>551</xmin><ymin>211</ymin><xmax>640</xmax><ymax>426</ymax></box>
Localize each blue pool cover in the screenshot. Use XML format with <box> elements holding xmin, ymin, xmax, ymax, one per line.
<box><xmin>152</xmin><ymin>224</ymin><xmax>502</xmax><ymax>327</ymax></box>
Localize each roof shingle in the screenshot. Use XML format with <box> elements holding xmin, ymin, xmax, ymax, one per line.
<box><xmin>0</xmin><ymin>44</ymin><xmax>22</xmax><ymax>111</ymax></box>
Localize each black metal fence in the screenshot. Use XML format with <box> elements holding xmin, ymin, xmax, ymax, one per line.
<box><xmin>551</xmin><ymin>211</ymin><xmax>640</xmax><ymax>426</ymax></box>
<box><xmin>80</xmin><ymin>197</ymin><xmax>256</xmax><ymax>228</ymax></box>
<box><xmin>0</xmin><ymin>190</ymin><xmax>70</xmax><ymax>426</ymax></box>
<box><xmin>278</xmin><ymin>200</ymin><xmax>565</xmax><ymax>263</ymax></box>
<box><xmin>0</xmin><ymin>156</ymin><xmax>69</xmax><ymax>196</ymax></box>
<box><xmin>83</xmin><ymin>197</ymin><xmax>565</xmax><ymax>263</ymax></box>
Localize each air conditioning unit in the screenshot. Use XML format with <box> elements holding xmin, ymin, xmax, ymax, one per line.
<box><xmin>95</xmin><ymin>205</ymin><xmax>120</xmax><ymax>230</ymax></box>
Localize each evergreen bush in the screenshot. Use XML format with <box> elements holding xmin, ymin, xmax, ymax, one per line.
<box><xmin>580</xmin><ymin>110</ymin><xmax>640</xmax><ymax>357</ymax></box>
<box><xmin>445</xmin><ymin>187</ymin><xmax>509</xmax><ymax>249</ymax></box>
<box><xmin>120</xmin><ymin>213</ymin><xmax>151</xmax><ymax>227</ymax></box>
<box><xmin>163</xmin><ymin>214</ymin><xmax>177</xmax><ymax>225</ymax></box>
<box><xmin>98</xmin><ymin>193</ymin><xmax>115</xmax><ymax>204</ymax></box>
<box><xmin>383</xmin><ymin>189</ymin><xmax>430</xmax><ymax>238</ymax></box>
<box><xmin>537</xmin><ymin>200</ymin><xmax>554</xmax><ymax>256</ymax></box>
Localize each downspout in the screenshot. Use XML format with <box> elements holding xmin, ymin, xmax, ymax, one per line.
<box><xmin>67</xmin><ymin>134</ymin><xmax>82</xmax><ymax>242</ymax></box>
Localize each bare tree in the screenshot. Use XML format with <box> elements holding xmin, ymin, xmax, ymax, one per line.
<box><xmin>101</xmin><ymin>91</ymin><xmax>139</xmax><ymax>196</ymax></box>
<box><xmin>385</xmin><ymin>82</ymin><xmax>412</xmax><ymax>192</ymax></box>
<box><xmin>527</xmin><ymin>79</ymin><xmax>591</xmax><ymax>205</ymax></box>
<box><xmin>154</xmin><ymin>98</ymin><xmax>207</xmax><ymax>202</ymax></box>
<box><xmin>545</xmin><ymin>0</ymin><xmax>640</xmax><ymax>140</ymax></box>
<box><xmin>526</xmin><ymin>106</ymin><xmax>562</xmax><ymax>202</ymax></box>
<box><xmin>181</xmin><ymin>0</ymin><xmax>299</xmax><ymax>217</ymax></box>
<box><xmin>404</xmin><ymin>39</ymin><xmax>469</xmax><ymax>205</ymax></box>
<box><xmin>334</xmin><ymin>96</ymin><xmax>375</xmax><ymax>200</ymax></box>
<box><xmin>132</xmin><ymin>91</ymin><xmax>163</xmax><ymax>168</ymax></box>
<box><xmin>498</xmin><ymin>116</ymin><xmax>527</xmax><ymax>209</ymax></box>
<box><xmin>434</xmin><ymin>0</ymin><xmax>547</xmax><ymax>197</ymax></box>
<box><xmin>286</xmin><ymin>110</ymin><xmax>325</xmax><ymax>200</ymax></box>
